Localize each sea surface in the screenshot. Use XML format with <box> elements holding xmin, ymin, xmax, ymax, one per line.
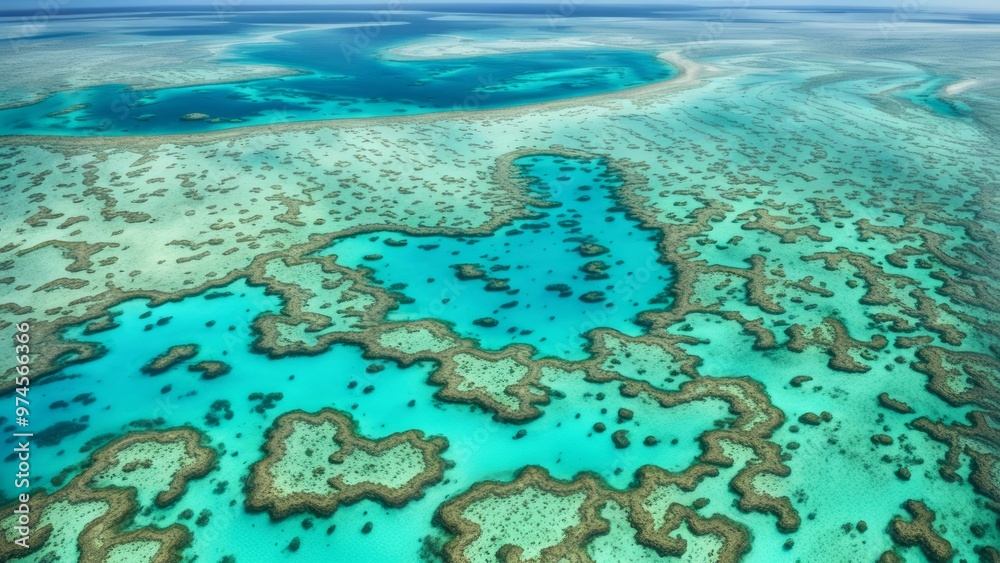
<box><xmin>2</xmin><ymin>4</ymin><xmax>999</xmax><ymax>563</ymax></box>
<box><xmin>323</xmin><ymin>154</ymin><xmax>672</xmax><ymax>359</ymax></box>
<box><xmin>0</xmin><ymin>12</ymin><xmax>675</xmax><ymax>135</ymax></box>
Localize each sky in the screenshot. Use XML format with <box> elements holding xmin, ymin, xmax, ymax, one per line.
<box><xmin>2</xmin><ymin>0</ymin><xmax>998</xmax><ymax>10</ymax></box>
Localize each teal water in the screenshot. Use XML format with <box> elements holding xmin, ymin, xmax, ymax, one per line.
<box><xmin>323</xmin><ymin>155</ymin><xmax>673</xmax><ymax>359</ymax></box>
<box><xmin>5</xmin><ymin>6</ymin><xmax>1000</xmax><ymax>562</ymax></box>
<box><xmin>5</xmin><ymin>280</ymin><xmax>722</xmax><ymax>561</ymax></box>
<box><xmin>895</xmin><ymin>76</ymin><xmax>971</xmax><ymax>117</ymax></box>
<box><xmin>0</xmin><ymin>21</ymin><xmax>674</xmax><ymax>135</ymax></box>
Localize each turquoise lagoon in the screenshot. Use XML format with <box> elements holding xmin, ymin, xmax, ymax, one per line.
<box><xmin>13</xmin><ymin>281</ymin><xmax>726</xmax><ymax>561</ymax></box>
<box><xmin>3</xmin><ymin>4</ymin><xmax>1000</xmax><ymax>563</ymax></box>
<box><xmin>5</xmin><ymin>154</ymin><xmax>687</xmax><ymax>560</ymax></box>
<box><xmin>323</xmin><ymin>155</ymin><xmax>672</xmax><ymax>359</ymax></box>
<box><xmin>0</xmin><ymin>16</ymin><xmax>675</xmax><ymax>135</ymax></box>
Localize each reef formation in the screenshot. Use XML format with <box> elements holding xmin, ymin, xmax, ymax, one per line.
<box><xmin>1</xmin><ymin>25</ymin><xmax>998</xmax><ymax>562</ymax></box>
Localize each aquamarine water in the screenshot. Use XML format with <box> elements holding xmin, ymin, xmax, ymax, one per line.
<box><xmin>323</xmin><ymin>155</ymin><xmax>672</xmax><ymax>359</ymax></box>
<box><xmin>14</xmin><ymin>279</ymin><xmax>721</xmax><ymax>561</ymax></box>
<box><xmin>3</xmin><ymin>4</ymin><xmax>1000</xmax><ymax>563</ymax></box>
<box><xmin>0</xmin><ymin>17</ymin><xmax>675</xmax><ymax>135</ymax></box>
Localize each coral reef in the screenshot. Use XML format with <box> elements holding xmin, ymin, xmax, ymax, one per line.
<box><xmin>0</xmin><ymin>428</ymin><xmax>215</xmax><ymax>562</ymax></box>
<box><xmin>245</xmin><ymin>409</ymin><xmax>448</xmax><ymax>520</ymax></box>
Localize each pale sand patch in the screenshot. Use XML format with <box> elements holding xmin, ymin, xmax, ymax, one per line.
<box><xmin>942</xmin><ymin>79</ymin><xmax>980</xmax><ymax>97</ymax></box>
